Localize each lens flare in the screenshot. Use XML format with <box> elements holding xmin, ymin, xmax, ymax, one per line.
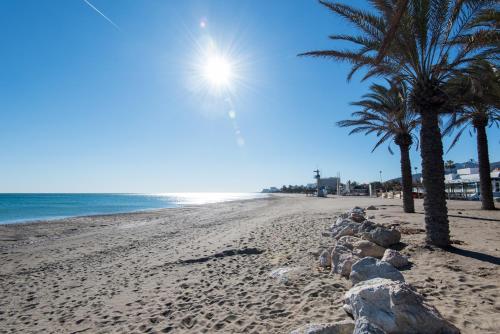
<box><xmin>183</xmin><ymin>26</ymin><xmax>252</xmax><ymax>148</ymax></box>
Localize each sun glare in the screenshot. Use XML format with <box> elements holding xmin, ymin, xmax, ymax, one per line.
<box><xmin>187</xmin><ymin>34</ymin><xmax>248</xmax><ymax>98</ymax></box>
<box><xmin>203</xmin><ymin>55</ymin><xmax>233</xmax><ymax>88</ymax></box>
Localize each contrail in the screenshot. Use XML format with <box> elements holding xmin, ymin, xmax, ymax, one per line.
<box><xmin>82</xmin><ymin>0</ymin><xmax>120</xmax><ymax>31</ymax></box>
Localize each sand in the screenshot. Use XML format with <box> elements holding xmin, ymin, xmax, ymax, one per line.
<box><xmin>0</xmin><ymin>195</ymin><xmax>499</xmax><ymax>333</ymax></box>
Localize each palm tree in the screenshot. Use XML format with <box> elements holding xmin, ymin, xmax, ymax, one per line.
<box><xmin>445</xmin><ymin>160</ymin><xmax>456</xmax><ymax>173</ymax></box>
<box><xmin>444</xmin><ymin>60</ymin><xmax>500</xmax><ymax>210</ymax></box>
<box><xmin>300</xmin><ymin>0</ymin><xmax>498</xmax><ymax>247</ymax></box>
<box><xmin>338</xmin><ymin>80</ymin><xmax>418</xmax><ymax>213</ymax></box>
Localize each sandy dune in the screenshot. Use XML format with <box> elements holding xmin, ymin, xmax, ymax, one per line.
<box><xmin>0</xmin><ymin>195</ymin><xmax>499</xmax><ymax>333</ymax></box>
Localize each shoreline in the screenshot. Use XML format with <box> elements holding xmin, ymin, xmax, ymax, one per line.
<box><xmin>0</xmin><ymin>193</ymin><xmax>269</xmax><ymax>227</ymax></box>
<box><xmin>1</xmin><ymin>195</ymin><xmax>498</xmax><ymax>333</ymax></box>
<box><xmin>0</xmin><ymin>206</ymin><xmax>182</xmax><ymax>227</ymax></box>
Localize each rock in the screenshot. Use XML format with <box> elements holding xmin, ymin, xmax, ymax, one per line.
<box><xmin>334</xmin><ymin>217</ymin><xmax>348</xmax><ymax>226</ymax></box>
<box><xmin>351</xmin><ymin>206</ymin><xmax>365</xmax><ymax>214</ymax></box>
<box><xmin>350</xmin><ymin>257</ymin><xmax>404</xmax><ymax>285</ymax></box>
<box><xmin>349</xmin><ymin>212</ymin><xmax>366</xmax><ymax>223</ymax></box>
<box><xmin>344</xmin><ymin>278</ymin><xmax>460</xmax><ymax>334</ymax></box>
<box><xmin>381</xmin><ymin>249</ymin><xmax>409</xmax><ymax>269</ymax></box>
<box><xmin>337</xmin><ymin>236</ymin><xmax>361</xmax><ymax>250</ymax></box>
<box><xmin>353</xmin><ymin>318</ymin><xmax>386</xmax><ymax>334</ymax></box>
<box><xmin>319</xmin><ymin>249</ymin><xmax>332</xmax><ymax>268</ymax></box>
<box><xmin>331</xmin><ymin>220</ymin><xmax>360</xmax><ymax>239</ymax></box>
<box><xmin>338</xmin><ymin>236</ymin><xmax>386</xmax><ymax>259</ymax></box>
<box><xmin>366</xmin><ymin>205</ymin><xmax>378</xmax><ymax>210</ymax></box>
<box><xmin>332</xmin><ymin>244</ymin><xmax>360</xmax><ymax>278</ymax></box>
<box><xmin>361</xmin><ymin>226</ymin><xmax>401</xmax><ymax>247</ymax></box>
<box><xmin>346</xmin><ymin>207</ymin><xmax>366</xmax><ymax>223</ymax></box>
<box><xmin>290</xmin><ymin>320</ymin><xmax>355</xmax><ymax>334</ymax></box>
<box><xmin>358</xmin><ymin>220</ymin><xmax>377</xmax><ymax>233</ymax></box>
<box><xmin>269</xmin><ymin>267</ymin><xmax>300</xmax><ymax>284</ymax></box>
<box><xmin>353</xmin><ymin>240</ymin><xmax>386</xmax><ymax>259</ymax></box>
<box><xmin>330</xmin><ymin>217</ymin><xmax>351</xmax><ymax>231</ymax></box>
<box><xmin>334</xmin><ymin>226</ymin><xmax>357</xmax><ymax>239</ymax></box>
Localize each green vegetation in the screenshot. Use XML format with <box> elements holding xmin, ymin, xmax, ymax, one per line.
<box><xmin>444</xmin><ymin>60</ymin><xmax>499</xmax><ymax>210</ymax></box>
<box><xmin>301</xmin><ymin>0</ymin><xmax>498</xmax><ymax>247</ymax></box>
<box><xmin>337</xmin><ymin>80</ymin><xmax>418</xmax><ymax>213</ymax></box>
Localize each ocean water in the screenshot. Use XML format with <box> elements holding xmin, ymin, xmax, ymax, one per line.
<box><xmin>0</xmin><ymin>193</ymin><xmax>267</xmax><ymax>224</ymax></box>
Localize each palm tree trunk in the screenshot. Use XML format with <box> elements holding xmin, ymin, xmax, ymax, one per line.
<box><xmin>420</xmin><ymin>111</ymin><xmax>450</xmax><ymax>247</ymax></box>
<box><xmin>399</xmin><ymin>144</ymin><xmax>415</xmax><ymax>213</ymax></box>
<box><xmin>475</xmin><ymin>124</ymin><xmax>495</xmax><ymax>210</ymax></box>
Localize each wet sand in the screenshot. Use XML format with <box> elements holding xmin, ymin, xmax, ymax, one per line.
<box><xmin>0</xmin><ymin>195</ymin><xmax>499</xmax><ymax>333</ymax></box>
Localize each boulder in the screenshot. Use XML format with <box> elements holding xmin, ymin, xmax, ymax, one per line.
<box><xmin>331</xmin><ymin>220</ymin><xmax>360</xmax><ymax>240</ymax></box>
<box><xmin>338</xmin><ymin>236</ymin><xmax>386</xmax><ymax>259</ymax></box>
<box><xmin>381</xmin><ymin>249</ymin><xmax>409</xmax><ymax>269</ymax></box>
<box><xmin>290</xmin><ymin>320</ymin><xmax>355</xmax><ymax>334</ymax></box>
<box><xmin>351</xmin><ymin>206</ymin><xmax>365</xmax><ymax>214</ymax></box>
<box><xmin>358</xmin><ymin>220</ymin><xmax>377</xmax><ymax>233</ymax></box>
<box><xmin>337</xmin><ymin>235</ymin><xmax>361</xmax><ymax>250</ymax></box>
<box><xmin>344</xmin><ymin>278</ymin><xmax>460</xmax><ymax>334</ymax></box>
<box><xmin>330</xmin><ymin>218</ymin><xmax>351</xmax><ymax>231</ymax></box>
<box><xmin>319</xmin><ymin>249</ymin><xmax>332</xmax><ymax>268</ymax></box>
<box><xmin>344</xmin><ymin>207</ymin><xmax>366</xmax><ymax>223</ymax></box>
<box><xmin>349</xmin><ymin>212</ymin><xmax>366</xmax><ymax>223</ymax></box>
<box><xmin>352</xmin><ymin>240</ymin><xmax>386</xmax><ymax>259</ymax></box>
<box><xmin>361</xmin><ymin>226</ymin><xmax>401</xmax><ymax>247</ymax></box>
<box><xmin>350</xmin><ymin>257</ymin><xmax>404</xmax><ymax>285</ymax></box>
<box><xmin>339</xmin><ymin>212</ymin><xmax>349</xmax><ymax>219</ymax></box>
<box><xmin>334</xmin><ymin>216</ymin><xmax>349</xmax><ymax>226</ymax></box>
<box><xmin>353</xmin><ymin>318</ymin><xmax>386</xmax><ymax>334</ymax></box>
<box><xmin>332</xmin><ymin>244</ymin><xmax>360</xmax><ymax>278</ymax></box>
<box><xmin>366</xmin><ymin>205</ymin><xmax>378</xmax><ymax>210</ymax></box>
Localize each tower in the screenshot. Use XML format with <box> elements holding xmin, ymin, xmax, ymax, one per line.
<box><xmin>313</xmin><ymin>169</ymin><xmax>321</xmax><ymax>197</ymax></box>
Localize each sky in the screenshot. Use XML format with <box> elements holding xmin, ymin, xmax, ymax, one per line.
<box><xmin>0</xmin><ymin>0</ymin><xmax>498</xmax><ymax>193</ymax></box>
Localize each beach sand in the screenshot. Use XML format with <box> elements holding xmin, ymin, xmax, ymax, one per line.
<box><xmin>0</xmin><ymin>195</ymin><xmax>499</xmax><ymax>333</ymax></box>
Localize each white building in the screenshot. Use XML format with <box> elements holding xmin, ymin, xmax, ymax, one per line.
<box><xmin>444</xmin><ymin>168</ymin><xmax>500</xmax><ymax>200</ymax></box>
<box><xmin>261</xmin><ymin>187</ymin><xmax>279</xmax><ymax>193</ymax></box>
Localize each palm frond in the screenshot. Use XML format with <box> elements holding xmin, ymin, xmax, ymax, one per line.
<box><xmin>338</xmin><ymin>80</ymin><xmax>419</xmax><ymax>152</ymax></box>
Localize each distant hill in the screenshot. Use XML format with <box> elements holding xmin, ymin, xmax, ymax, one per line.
<box><xmin>387</xmin><ymin>161</ymin><xmax>500</xmax><ymax>183</ymax></box>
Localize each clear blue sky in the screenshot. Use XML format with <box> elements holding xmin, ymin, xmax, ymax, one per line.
<box><xmin>0</xmin><ymin>0</ymin><xmax>498</xmax><ymax>193</ymax></box>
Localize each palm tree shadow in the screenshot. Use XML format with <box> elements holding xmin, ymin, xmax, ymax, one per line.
<box><xmin>414</xmin><ymin>212</ymin><xmax>500</xmax><ymax>222</ymax></box>
<box><xmin>446</xmin><ymin>246</ymin><xmax>500</xmax><ymax>265</ymax></box>
<box><xmin>447</xmin><ymin>214</ymin><xmax>500</xmax><ymax>222</ymax></box>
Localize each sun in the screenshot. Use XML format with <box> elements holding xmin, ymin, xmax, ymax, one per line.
<box><xmin>202</xmin><ymin>55</ymin><xmax>233</xmax><ymax>88</ymax></box>
<box><xmin>187</xmin><ymin>36</ymin><xmax>246</xmax><ymax>97</ymax></box>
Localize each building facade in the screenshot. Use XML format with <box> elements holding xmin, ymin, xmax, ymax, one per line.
<box><xmin>444</xmin><ymin>168</ymin><xmax>500</xmax><ymax>200</ymax></box>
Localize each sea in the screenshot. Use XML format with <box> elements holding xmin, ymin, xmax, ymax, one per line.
<box><xmin>0</xmin><ymin>193</ymin><xmax>267</xmax><ymax>224</ymax></box>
